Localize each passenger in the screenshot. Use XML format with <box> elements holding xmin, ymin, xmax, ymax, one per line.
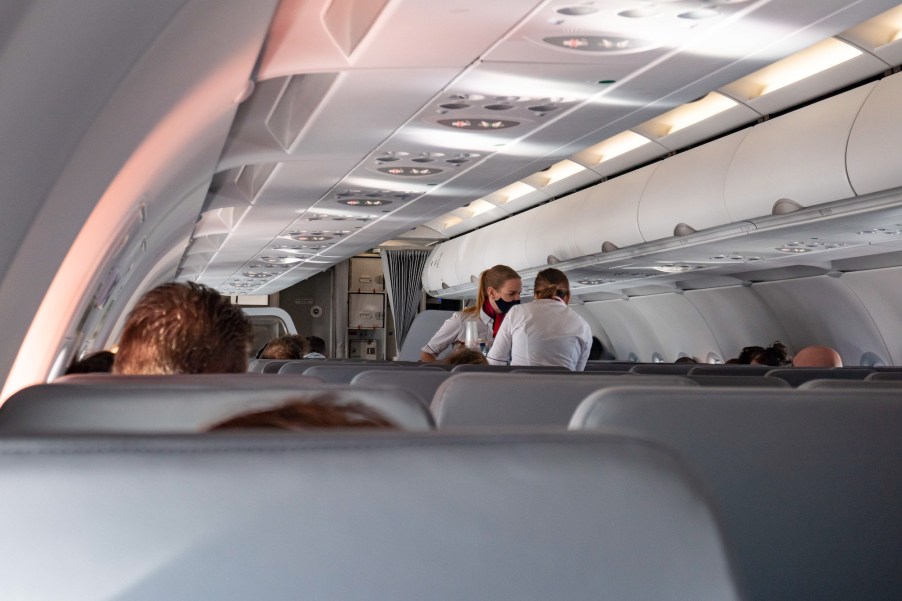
<box><xmin>419</xmin><ymin>264</ymin><xmax>521</xmax><ymax>362</ymax></box>
<box><xmin>444</xmin><ymin>347</ymin><xmax>489</xmax><ymax>366</ymax></box>
<box><xmin>674</xmin><ymin>356</ymin><xmax>698</xmax><ymax>364</ymax></box>
<box><xmin>113</xmin><ymin>282</ymin><xmax>252</xmax><ymax>375</ymax></box>
<box><xmin>303</xmin><ymin>335</ymin><xmax>327</xmax><ymax>359</ymax></box>
<box><xmin>588</xmin><ymin>337</ymin><xmax>605</xmax><ymax>361</ymax></box>
<box><xmin>257</xmin><ymin>335</ymin><xmax>305</xmax><ymax>360</ymax></box>
<box><xmin>749</xmin><ymin>341</ymin><xmax>792</xmax><ymax>367</ymax></box>
<box><xmin>487</xmin><ymin>268</ymin><xmax>592</xmax><ymax>371</ymax></box>
<box><xmin>792</xmin><ymin>345</ymin><xmax>843</xmax><ymax>367</ymax></box>
<box><xmin>207</xmin><ymin>395</ymin><xmax>395</xmax><ymax>431</ymax></box>
<box><xmin>65</xmin><ymin>350</ymin><xmax>116</xmax><ymax>374</ymax></box>
<box><xmin>737</xmin><ymin>345</ymin><xmax>765</xmax><ymax>364</ymax></box>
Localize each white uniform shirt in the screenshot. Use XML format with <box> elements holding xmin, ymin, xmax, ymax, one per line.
<box><xmin>487</xmin><ymin>299</ymin><xmax>592</xmax><ymax>371</ymax></box>
<box><xmin>421</xmin><ymin>308</ymin><xmax>494</xmax><ymax>357</ymax></box>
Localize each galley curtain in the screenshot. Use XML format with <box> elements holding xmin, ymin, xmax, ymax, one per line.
<box><xmin>381</xmin><ymin>249</ymin><xmax>430</xmax><ymax>352</ymax></box>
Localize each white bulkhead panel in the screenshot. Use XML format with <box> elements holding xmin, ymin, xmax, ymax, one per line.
<box><xmin>575</xmin><ymin>164</ymin><xmax>655</xmax><ymax>255</ymax></box>
<box><xmin>847</xmin><ymin>71</ymin><xmax>902</xmax><ymax>196</ymax></box>
<box><xmin>638</xmin><ymin>130</ymin><xmax>748</xmax><ymax>242</ymax></box>
<box><xmin>724</xmin><ymin>82</ymin><xmax>876</xmax><ymax>222</ymax></box>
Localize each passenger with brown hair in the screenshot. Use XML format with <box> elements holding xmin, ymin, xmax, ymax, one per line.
<box><xmin>420</xmin><ymin>264</ymin><xmax>521</xmax><ymax>362</ymax></box>
<box><xmin>487</xmin><ymin>268</ymin><xmax>592</xmax><ymax>371</ymax></box>
<box><xmin>207</xmin><ymin>395</ymin><xmax>396</xmax><ymax>431</ymax></box>
<box><xmin>257</xmin><ymin>335</ymin><xmax>307</xmax><ymax>360</ymax></box>
<box><xmin>113</xmin><ymin>282</ymin><xmax>252</xmax><ymax>375</ymax></box>
<box><xmin>65</xmin><ymin>350</ymin><xmax>116</xmax><ymax>374</ymax></box>
<box><xmin>444</xmin><ymin>347</ymin><xmax>488</xmax><ymax>366</ymax></box>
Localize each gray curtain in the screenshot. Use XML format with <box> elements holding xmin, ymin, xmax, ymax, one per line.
<box><xmin>381</xmin><ymin>250</ymin><xmax>430</xmax><ymax>351</ymax></box>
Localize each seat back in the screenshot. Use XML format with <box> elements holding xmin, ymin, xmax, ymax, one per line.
<box><xmin>571</xmin><ymin>386</ymin><xmax>902</xmax><ymax>601</ymax></box>
<box><xmin>351</xmin><ymin>370</ymin><xmax>454</xmax><ymax>406</ymax></box>
<box><xmin>432</xmin><ymin>373</ymin><xmax>696</xmax><ymax>428</ymax></box>
<box><xmin>0</xmin><ymin>432</ymin><xmax>742</xmax><ymax>601</ymax></box>
<box><xmin>398</xmin><ymin>309</ymin><xmax>457</xmax><ymax>360</ymax></box>
<box><xmin>0</xmin><ymin>379</ymin><xmax>434</xmax><ymax>432</ymax></box>
<box><xmin>866</xmin><ymin>371</ymin><xmax>902</xmax><ymax>381</ymax></box>
<box><xmin>688</xmin><ymin>365</ymin><xmax>773</xmax><ymax>376</ymax></box>
<box><xmin>629</xmin><ymin>363</ymin><xmax>697</xmax><ymax>375</ymax></box>
<box><xmin>292</xmin><ymin>363</ymin><xmax>440</xmax><ymax>383</ymax></box>
<box><xmin>765</xmin><ymin>367</ymin><xmax>873</xmax><ymax>386</ymax></box>
<box><xmin>688</xmin><ymin>375</ymin><xmax>789</xmax><ymax>387</ymax></box>
<box><xmin>583</xmin><ymin>362</ymin><xmax>637</xmax><ymax>372</ymax></box>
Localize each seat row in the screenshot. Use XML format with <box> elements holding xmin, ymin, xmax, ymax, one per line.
<box><xmin>1</xmin><ymin>373</ymin><xmax>900</xmax><ymax>601</ymax></box>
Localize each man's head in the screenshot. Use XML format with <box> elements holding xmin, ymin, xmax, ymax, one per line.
<box><xmin>114</xmin><ymin>282</ymin><xmax>252</xmax><ymax>375</ymax></box>
<box><xmin>258</xmin><ymin>335</ymin><xmax>306</xmax><ymax>360</ymax></box>
<box><xmin>792</xmin><ymin>345</ymin><xmax>843</xmax><ymax>368</ymax></box>
<box><xmin>306</xmin><ymin>336</ymin><xmax>326</xmax><ymax>355</ymax></box>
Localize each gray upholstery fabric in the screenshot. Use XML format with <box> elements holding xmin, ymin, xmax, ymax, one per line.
<box><xmin>0</xmin><ymin>432</ymin><xmax>742</xmax><ymax>601</ymax></box>
<box><xmin>866</xmin><ymin>371</ymin><xmax>902</xmax><ymax>381</ymax></box>
<box><xmin>398</xmin><ymin>309</ymin><xmax>456</xmax><ymax>361</ymax></box>
<box><xmin>765</xmin><ymin>367</ymin><xmax>874</xmax><ymax>386</ymax></box>
<box><xmin>432</xmin><ymin>373</ymin><xmax>696</xmax><ymax>428</ymax></box>
<box><xmin>629</xmin><ymin>363</ymin><xmax>697</xmax><ymax>375</ymax></box>
<box><xmin>688</xmin><ymin>366</ymin><xmax>773</xmax><ymax>376</ymax></box>
<box><xmin>584</xmin><ymin>362</ymin><xmax>636</xmax><ymax>372</ymax></box>
<box><xmin>0</xmin><ymin>381</ymin><xmax>434</xmax><ymax>432</ymax></box>
<box><xmin>799</xmin><ymin>378</ymin><xmax>902</xmax><ymax>389</ymax></box>
<box><xmin>571</xmin><ymin>386</ymin><xmax>902</xmax><ymax>601</ymax></box>
<box><xmin>351</xmin><ymin>370</ymin><xmax>453</xmax><ymax>406</ymax></box>
<box><xmin>55</xmin><ymin>373</ymin><xmax>324</xmax><ymax>387</ymax></box>
<box><xmin>290</xmin><ymin>363</ymin><xmax>440</xmax><ymax>383</ymax></box>
<box><xmin>688</xmin><ymin>375</ymin><xmax>789</xmax><ymax>387</ymax></box>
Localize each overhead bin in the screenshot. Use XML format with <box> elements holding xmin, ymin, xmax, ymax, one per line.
<box><xmin>460</xmin><ymin>210</ymin><xmax>542</xmax><ymax>277</ymax></box>
<box><xmin>847</xmin><ymin>71</ymin><xmax>902</xmax><ymax>196</ymax></box>
<box><xmin>422</xmin><ymin>236</ymin><xmax>466</xmax><ymax>292</ymax></box>
<box><xmin>575</xmin><ymin>164</ymin><xmax>654</xmax><ymax>255</ymax></box>
<box><xmin>725</xmin><ymin>82</ymin><xmax>876</xmax><ymax>222</ymax></box>
<box><xmin>638</xmin><ymin>130</ymin><xmax>748</xmax><ymax>242</ymax></box>
<box><xmin>523</xmin><ymin>189</ymin><xmax>589</xmax><ymax>267</ymax></box>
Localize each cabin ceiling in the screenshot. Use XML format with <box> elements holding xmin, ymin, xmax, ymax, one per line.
<box><xmin>179</xmin><ymin>0</ymin><xmax>902</xmax><ymax>295</ymax></box>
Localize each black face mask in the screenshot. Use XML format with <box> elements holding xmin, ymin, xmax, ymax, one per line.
<box><xmin>494</xmin><ymin>298</ymin><xmax>520</xmax><ymax>314</ymax></box>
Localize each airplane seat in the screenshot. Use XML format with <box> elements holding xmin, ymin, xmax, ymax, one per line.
<box><xmin>865</xmin><ymin>371</ymin><xmax>902</xmax><ymax>381</ymax></box>
<box><xmin>570</xmin><ymin>386</ymin><xmax>902</xmax><ymax>601</ymax></box>
<box><xmin>54</xmin><ymin>373</ymin><xmax>324</xmax><ymax>387</ymax></box>
<box><xmin>450</xmin><ymin>364</ymin><xmax>519</xmax><ymax>373</ymax></box>
<box><xmin>0</xmin><ymin>431</ymin><xmax>743</xmax><ymax>600</ymax></box>
<box><xmin>289</xmin><ymin>363</ymin><xmax>439</xmax><ymax>383</ymax></box>
<box><xmin>397</xmin><ymin>309</ymin><xmax>457</xmax><ymax>361</ymax></box>
<box><xmin>431</xmin><ymin>374</ymin><xmax>696</xmax><ymax>429</ymax></box>
<box><xmin>765</xmin><ymin>367</ymin><xmax>874</xmax><ymax>386</ymax></box>
<box><xmin>688</xmin><ymin>366</ymin><xmax>773</xmax><ymax>376</ymax></box>
<box><xmin>351</xmin><ymin>370</ymin><xmax>453</xmax><ymax>407</ymax></box>
<box><xmin>629</xmin><ymin>363</ymin><xmax>698</xmax><ymax>375</ymax></box>
<box><xmin>688</xmin><ymin>375</ymin><xmax>790</xmax><ymax>387</ymax></box>
<box><xmin>799</xmin><ymin>378</ymin><xmax>902</xmax><ymax>389</ymax></box>
<box><xmin>583</xmin><ymin>362</ymin><xmax>637</xmax><ymax>372</ymax></box>
<box><xmin>0</xmin><ymin>381</ymin><xmax>434</xmax><ymax>433</ymax></box>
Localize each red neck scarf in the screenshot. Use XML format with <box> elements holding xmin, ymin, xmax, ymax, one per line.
<box><xmin>483</xmin><ymin>299</ymin><xmax>506</xmax><ymax>337</ymax></box>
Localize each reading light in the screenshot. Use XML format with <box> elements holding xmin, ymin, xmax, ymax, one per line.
<box><xmin>731</xmin><ymin>38</ymin><xmax>862</xmax><ymax>99</ymax></box>
<box><xmin>467</xmin><ymin>199</ymin><xmax>497</xmax><ymax>217</ymax></box>
<box><xmin>581</xmin><ymin>130</ymin><xmax>651</xmax><ymax>165</ymax></box>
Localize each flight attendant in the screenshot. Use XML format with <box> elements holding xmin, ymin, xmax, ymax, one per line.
<box><xmin>487</xmin><ymin>268</ymin><xmax>591</xmax><ymax>371</ymax></box>
<box><xmin>420</xmin><ymin>264</ymin><xmax>522</xmax><ymax>362</ymax></box>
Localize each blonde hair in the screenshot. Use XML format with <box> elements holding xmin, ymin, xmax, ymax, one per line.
<box><xmin>463</xmin><ymin>264</ymin><xmax>520</xmax><ymax>314</ymax></box>
<box><xmin>534</xmin><ymin>268</ymin><xmax>570</xmax><ymax>300</ymax></box>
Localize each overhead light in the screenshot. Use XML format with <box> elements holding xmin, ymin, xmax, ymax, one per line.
<box><xmin>842</xmin><ymin>4</ymin><xmax>902</xmax><ymax>48</ymax></box>
<box><xmin>535</xmin><ymin>160</ymin><xmax>587</xmax><ymax>186</ymax></box>
<box><xmin>467</xmin><ymin>199</ymin><xmax>497</xmax><ymax>217</ymax></box>
<box><xmin>580</xmin><ymin>130</ymin><xmax>651</xmax><ymax>165</ymax></box>
<box><xmin>641</xmin><ymin>92</ymin><xmax>738</xmax><ymax>138</ymax></box>
<box><xmin>442</xmin><ymin>216</ymin><xmax>463</xmax><ymax>230</ymax></box>
<box><xmin>496</xmin><ymin>182</ymin><xmax>536</xmax><ymax>204</ymax></box>
<box><xmin>730</xmin><ymin>38</ymin><xmax>862</xmax><ymax>99</ymax></box>
<box><xmin>259</xmin><ymin>256</ymin><xmax>303</xmax><ymax>265</ymax></box>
